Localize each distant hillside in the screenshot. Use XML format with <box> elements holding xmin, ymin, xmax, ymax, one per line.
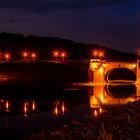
<box><xmin>0</xmin><ymin>32</ymin><xmax>137</xmax><ymax>60</ymax></box>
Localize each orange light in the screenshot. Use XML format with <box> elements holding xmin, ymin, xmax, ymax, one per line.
<box><xmin>54</xmin><ymin>106</ymin><xmax>58</xmax><ymax>115</ymax></box>
<box><xmin>23</xmin><ymin>52</ymin><xmax>28</xmax><ymax>58</ymax></box>
<box><xmin>24</xmin><ymin>102</ymin><xmax>28</xmax><ymax>117</ymax></box>
<box><xmin>32</xmin><ymin>100</ymin><xmax>36</xmax><ymax>111</ymax></box>
<box><xmin>131</xmin><ymin>64</ymin><xmax>136</xmax><ymax>68</ymax></box>
<box><xmin>53</xmin><ymin>51</ymin><xmax>59</xmax><ymax>57</ymax></box>
<box><xmin>61</xmin><ymin>52</ymin><xmax>66</xmax><ymax>57</ymax></box>
<box><xmin>54</xmin><ymin>101</ymin><xmax>59</xmax><ymax>115</ymax></box>
<box><xmin>100</xmin><ymin>95</ymin><xmax>104</xmax><ymax>103</ymax></box>
<box><xmin>61</xmin><ymin>52</ymin><xmax>66</xmax><ymax>62</ymax></box>
<box><xmin>5</xmin><ymin>53</ymin><xmax>10</xmax><ymax>60</ymax></box>
<box><xmin>55</xmin><ymin>52</ymin><xmax>58</xmax><ymax>56</ymax></box>
<box><xmin>61</xmin><ymin>102</ymin><xmax>65</xmax><ymax>114</ymax></box>
<box><xmin>99</xmin><ymin>107</ymin><xmax>103</xmax><ymax>113</ymax></box>
<box><xmin>31</xmin><ymin>53</ymin><xmax>36</xmax><ymax>59</ymax></box>
<box><xmin>99</xmin><ymin>52</ymin><xmax>103</xmax><ymax>57</ymax></box>
<box><xmin>6</xmin><ymin>100</ymin><xmax>10</xmax><ymax>112</ymax></box>
<box><xmin>94</xmin><ymin>51</ymin><xmax>98</xmax><ymax>56</ymax></box>
<box><xmin>102</xmin><ymin>64</ymin><xmax>106</xmax><ymax>67</ymax></box>
<box><xmin>94</xmin><ymin>110</ymin><xmax>98</xmax><ymax>117</ymax></box>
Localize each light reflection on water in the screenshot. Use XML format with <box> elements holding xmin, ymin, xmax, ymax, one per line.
<box><xmin>0</xmin><ymin>82</ymin><xmax>139</xmax><ymax>139</ymax></box>
<box><xmin>88</xmin><ymin>83</ymin><xmax>140</xmax><ymax>117</ymax></box>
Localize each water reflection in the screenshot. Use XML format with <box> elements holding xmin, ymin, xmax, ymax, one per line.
<box><xmin>0</xmin><ymin>84</ymin><xmax>139</xmax><ymax>118</ymax></box>
<box><xmin>92</xmin><ymin>107</ymin><xmax>103</xmax><ymax>117</ymax></box>
<box><xmin>0</xmin><ymin>82</ymin><xmax>140</xmax><ymax>140</ymax></box>
<box><xmin>24</xmin><ymin>102</ymin><xmax>28</xmax><ymax>117</ymax></box>
<box><xmin>0</xmin><ymin>84</ymin><xmax>140</xmax><ymax>119</ymax></box>
<box><xmin>32</xmin><ymin>100</ymin><xmax>36</xmax><ymax>111</ymax></box>
<box><xmin>0</xmin><ymin>99</ymin><xmax>67</xmax><ymax>117</ymax></box>
<box><xmin>53</xmin><ymin>101</ymin><xmax>66</xmax><ymax>116</ymax></box>
<box><xmin>89</xmin><ymin>84</ymin><xmax>140</xmax><ymax>117</ymax></box>
<box><xmin>5</xmin><ymin>100</ymin><xmax>10</xmax><ymax>112</ymax></box>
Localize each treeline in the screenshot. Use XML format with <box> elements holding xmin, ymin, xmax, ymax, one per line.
<box><xmin>0</xmin><ymin>32</ymin><xmax>137</xmax><ymax>60</ymax></box>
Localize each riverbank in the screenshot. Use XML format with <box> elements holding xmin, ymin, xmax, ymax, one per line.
<box><xmin>0</xmin><ymin>62</ymin><xmax>87</xmax><ymax>85</ymax></box>
<box><xmin>24</xmin><ymin>100</ymin><xmax>140</xmax><ymax>140</ymax></box>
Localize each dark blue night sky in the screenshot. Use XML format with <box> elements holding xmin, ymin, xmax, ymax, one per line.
<box><xmin>0</xmin><ymin>0</ymin><xmax>139</xmax><ymax>52</ymax></box>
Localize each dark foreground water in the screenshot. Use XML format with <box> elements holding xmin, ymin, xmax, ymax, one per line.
<box><xmin>0</xmin><ymin>81</ymin><xmax>139</xmax><ymax>140</ymax></box>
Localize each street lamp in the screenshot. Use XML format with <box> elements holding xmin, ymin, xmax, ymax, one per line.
<box><xmin>61</xmin><ymin>52</ymin><xmax>66</xmax><ymax>62</ymax></box>
<box><xmin>5</xmin><ymin>53</ymin><xmax>10</xmax><ymax>61</ymax></box>
<box><xmin>31</xmin><ymin>52</ymin><xmax>36</xmax><ymax>61</ymax></box>
<box><xmin>53</xmin><ymin>51</ymin><xmax>59</xmax><ymax>61</ymax></box>
<box><xmin>99</xmin><ymin>52</ymin><xmax>103</xmax><ymax>58</ymax></box>
<box><xmin>92</xmin><ymin>50</ymin><xmax>104</xmax><ymax>59</ymax></box>
<box><xmin>22</xmin><ymin>51</ymin><xmax>28</xmax><ymax>60</ymax></box>
<box><xmin>92</xmin><ymin>51</ymin><xmax>98</xmax><ymax>58</ymax></box>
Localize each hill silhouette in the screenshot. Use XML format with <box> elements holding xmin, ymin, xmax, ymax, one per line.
<box><xmin>0</xmin><ymin>32</ymin><xmax>137</xmax><ymax>60</ymax></box>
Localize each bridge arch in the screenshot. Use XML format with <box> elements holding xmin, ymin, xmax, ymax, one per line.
<box><xmin>105</xmin><ymin>84</ymin><xmax>136</xmax><ymax>98</ymax></box>
<box><xmin>89</xmin><ymin>59</ymin><xmax>140</xmax><ymax>83</ymax></box>
<box><xmin>105</xmin><ymin>68</ymin><xmax>136</xmax><ymax>82</ymax></box>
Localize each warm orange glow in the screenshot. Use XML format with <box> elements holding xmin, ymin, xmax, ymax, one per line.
<box><xmin>94</xmin><ymin>51</ymin><xmax>98</xmax><ymax>56</ymax></box>
<box><xmin>31</xmin><ymin>53</ymin><xmax>36</xmax><ymax>59</ymax></box>
<box><xmin>102</xmin><ymin>63</ymin><xmax>106</xmax><ymax>67</ymax></box>
<box><xmin>99</xmin><ymin>107</ymin><xmax>103</xmax><ymax>113</ymax></box>
<box><xmin>94</xmin><ymin>110</ymin><xmax>98</xmax><ymax>117</ymax></box>
<box><xmin>90</xmin><ymin>96</ymin><xmax>101</xmax><ymax>108</ymax></box>
<box><xmin>131</xmin><ymin>64</ymin><xmax>136</xmax><ymax>68</ymax></box>
<box><xmin>61</xmin><ymin>102</ymin><xmax>65</xmax><ymax>114</ymax></box>
<box><xmin>6</xmin><ymin>100</ymin><xmax>10</xmax><ymax>112</ymax></box>
<box><xmin>99</xmin><ymin>67</ymin><xmax>103</xmax><ymax>72</ymax></box>
<box><xmin>92</xmin><ymin>50</ymin><xmax>104</xmax><ymax>58</ymax></box>
<box><xmin>53</xmin><ymin>51</ymin><xmax>59</xmax><ymax>57</ymax></box>
<box><xmin>5</xmin><ymin>53</ymin><xmax>10</xmax><ymax>61</ymax></box>
<box><xmin>54</xmin><ymin>105</ymin><xmax>58</xmax><ymax>115</ymax></box>
<box><xmin>99</xmin><ymin>52</ymin><xmax>103</xmax><ymax>57</ymax></box>
<box><xmin>90</xmin><ymin>62</ymin><xmax>100</xmax><ymax>70</ymax></box>
<box><xmin>22</xmin><ymin>52</ymin><xmax>28</xmax><ymax>59</ymax></box>
<box><xmin>24</xmin><ymin>102</ymin><xmax>28</xmax><ymax>116</ymax></box>
<box><xmin>32</xmin><ymin>100</ymin><xmax>36</xmax><ymax>111</ymax></box>
<box><xmin>54</xmin><ymin>101</ymin><xmax>59</xmax><ymax>115</ymax></box>
<box><xmin>100</xmin><ymin>95</ymin><xmax>104</xmax><ymax>103</ymax></box>
<box><xmin>61</xmin><ymin>52</ymin><xmax>65</xmax><ymax>57</ymax></box>
<box><xmin>61</xmin><ymin>52</ymin><xmax>66</xmax><ymax>62</ymax></box>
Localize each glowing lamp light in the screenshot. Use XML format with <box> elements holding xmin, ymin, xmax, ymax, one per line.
<box><xmin>99</xmin><ymin>52</ymin><xmax>103</xmax><ymax>58</ymax></box>
<box><xmin>31</xmin><ymin>53</ymin><xmax>37</xmax><ymax>60</ymax></box>
<box><xmin>22</xmin><ymin>52</ymin><xmax>28</xmax><ymax>59</ymax></box>
<box><xmin>61</xmin><ymin>52</ymin><xmax>66</xmax><ymax>62</ymax></box>
<box><xmin>53</xmin><ymin>51</ymin><xmax>59</xmax><ymax>57</ymax></box>
<box><xmin>94</xmin><ymin>51</ymin><xmax>98</xmax><ymax>56</ymax></box>
<box><xmin>53</xmin><ymin>51</ymin><xmax>59</xmax><ymax>61</ymax></box>
<box><xmin>5</xmin><ymin>53</ymin><xmax>10</xmax><ymax>61</ymax></box>
<box><xmin>61</xmin><ymin>52</ymin><xmax>66</xmax><ymax>57</ymax></box>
